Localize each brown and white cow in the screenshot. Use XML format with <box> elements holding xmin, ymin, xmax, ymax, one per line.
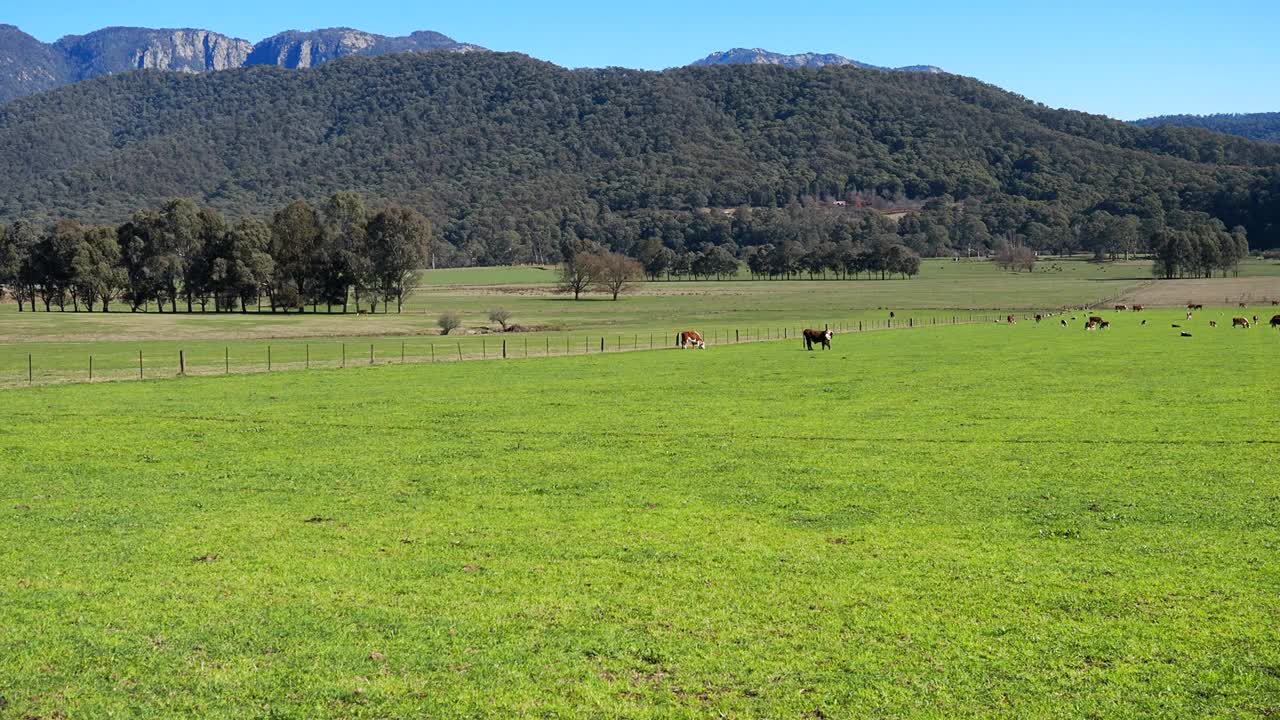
<box><xmin>678</xmin><ymin>330</ymin><xmax>706</xmax><ymax>349</ymax></box>
<box><xmin>802</xmin><ymin>328</ymin><xmax>833</xmax><ymax>351</ymax></box>
<box><xmin>1006</xmin><ymin>314</ymin><xmax>1017</xmax><ymax>324</ymax></box>
<box><xmin>1270</xmin><ymin>315</ymin><xmax>1280</xmax><ymax>329</ymax></box>
<box><xmin>1133</xmin><ymin>304</ymin><xmax>1144</xmax><ymax>312</ymax></box>
<box><xmin>1115</xmin><ymin>304</ymin><xmax>1128</xmax><ymax>311</ymax></box>
<box><xmin>1232</xmin><ymin>317</ymin><xmax>1250</xmax><ymax>329</ymax></box>
<box><xmin>1088</xmin><ymin>315</ymin><xmax>1104</xmax><ymax>326</ymax></box>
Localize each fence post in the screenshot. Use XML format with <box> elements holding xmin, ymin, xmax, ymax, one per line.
<box><xmin>268</xmin><ymin>346</ymin><xmax>272</xmax><ymax>371</ymax></box>
<box><xmin>431</xmin><ymin>343</ymin><xmax>435</xmax><ymax>363</ymax></box>
<box><xmin>736</xmin><ymin>329</ymin><xmax>739</xmax><ymax>343</ymax></box>
<box><xmin>909</xmin><ymin>318</ymin><xmax>913</xmax><ymax>328</ymax></box>
<box><xmin>525</xmin><ymin>338</ymin><xmax>528</xmax><ymax>358</ymax></box>
<box><xmin>225</xmin><ymin>347</ymin><xmax>229</xmax><ymax>374</ymax></box>
<box><xmin>306</xmin><ymin>343</ymin><xmax>310</xmax><ymax>369</ymax></box>
<box><xmin>28</xmin><ymin>353</ymin><xmax>32</xmax><ymax>384</ymax></box>
<box><xmin>139</xmin><ymin>350</ymin><xmax>143</xmax><ymax>380</ymax></box>
<box><xmin>458</xmin><ymin>342</ymin><xmax>463</xmax><ymax>361</ymax></box>
<box><xmin>546</xmin><ymin>338</ymin><xmax>549</xmax><ymax>356</ymax></box>
<box><xmin>859</xmin><ymin>321</ymin><xmax>862</xmax><ymax>332</ymax></box>
<box><xmin>401</xmin><ymin>341</ymin><xmax>405</xmax><ymax>364</ymax></box>
<box><xmin>179</xmin><ymin>350</ymin><xmax>185</xmax><ymax>376</ymax></box>
<box><xmin>600</xmin><ymin>337</ymin><xmax>605</xmax><ymax>353</ymax></box>
<box><xmin>502</xmin><ymin>340</ymin><xmax>507</xmax><ymax>359</ymax></box>
<box><xmin>342</xmin><ymin>343</ymin><xmax>346</xmax><ymax>368</ymax></box>
<box><xmin>650</xmin><ymin>334</ymin><xmax>653</xmax><ymax>349</ymax></box>
<box><xmin>89</xmin><ymin>355</ymin><xmax>93</xmax><ymax>381</ymax></box>
<box><xmin>482</xmin><ymin>339</ymin><xmax>486</xmax><ymax>359</ymax></box>
<box><xmin>370</xmin><ymin>344</ymin><xmax>375</xmax><ymax>365</ymax></box>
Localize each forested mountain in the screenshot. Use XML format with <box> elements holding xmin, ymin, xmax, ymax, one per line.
<box><xmin>0</xmin><ymin>51</ymin><xmax>1278</xmax><ymax>266</ymax></box>
<box><xmin>691</xmin><ymin>48</ymin><xmax>942</xmax><ymax>73</ymax></box>
<box><xmin>0</xmin><ymin>24</ymin><xmax>481</xmax><ymax>102</ymax></box>
<box><xmin>1134</xmin><ymin>112</ymin><xmax>1280</xmax><ymax>144</ymax></box>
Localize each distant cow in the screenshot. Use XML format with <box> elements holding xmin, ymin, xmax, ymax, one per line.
<box><xmin>1188</xmin><ymin>304</ymin><xmax>1203</xmax><ymax>310</ymax></box>
<box><xmin>1088</xmin><ymin>316</ymin><xmax>1104</xmax><ymax>325</ymax></box>
<box><xmin>1209</xmin><ymin>320</ymin><xmax>1217</xmax><ymax>328</ymax></box>
<box><xmin>1272</xmin><ymin>300</ymin><xmax>1279</xmax><ymax>306</ymax></box>
<box><xmin>1133</xmin><ymin>304</ymin><xmax>1144</xmax><ymax>312</ymax></box>
<box><xmin>1115</xmin><ymin>304</ymin><xmax>1127</xmax><ymax>311</ymax></box>
<box><xmin>803</xmin><ymin>328</ymin><xmax>833</xmax><ymax>351</ymax></box>
<box><xmin>1060</xmin><ymin>319</ymin><xmax>1068</xmax><ymax>327</ymax></box>
<box><xmin>678</xmin><ymin>330</ymin><xmax>706</xmax><ymax>349</ymax></box>
<box><xmin>1099</xmin><ymin>321</ymin><xmax>1110</xmax><ymax>330</ymax></box>
<box><xmin>1006</xmin><ymin>314</ymin><xmax>1016</xmax><ymax>324</ymax></box>
<box><xmin>1085</xmin><ymin>320</ymin><xmax>1098</xmax><ymax>331</ymax></box>
<box><xmin>1180</xmin><ymin>331</ymin><xmax>1193</xmax><ymax>337</ymax></box>
<box><xmin>1232</xmin><ymin>317</ymin><xmax>1250</xmax><ymax>329</ymax></box>
<box><xmin>1035</xmin><ymin>314</ymin><xmax>1042</xmax><ymax>323</ymax></box>
<box><xmin>1270</xmin><ymin>315</ymin><xmax>1280</xmax><ymax>329</ymax></box>
<box><xmin>1239</xmin><ymin>302</ymin><xmax>1248</xmax><ymax>308</ymax></box>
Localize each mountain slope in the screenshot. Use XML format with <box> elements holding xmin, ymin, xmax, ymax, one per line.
<box><xmin>0</xmin><ymin>24</ymin><xmax>482</xmax><ymax>102</ymax></box>
<box><xmin>0</xmin><ymin>52</ymin><xmax>1275</xmax><ymax>249</ymax></box>
<box><xmin>691</xmin><ymin>47</ymin><xmax>942</xmax><ymax>73</ymax></box>
<box><xmin>1135</xmin><ymin>112</ymin><xmax>1280</xmax><ymax>144</ymax></box>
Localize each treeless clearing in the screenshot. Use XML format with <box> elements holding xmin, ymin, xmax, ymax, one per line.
<box><xmin>1116</xmin><ymin>277</ymin><xmax>1280</xmax><ymax>307</ymax></box>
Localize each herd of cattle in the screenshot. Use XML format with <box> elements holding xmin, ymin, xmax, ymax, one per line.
<box><xmin>676</xmin><ymin>302</ymin><xmax>1278</xmax><ymax>352</ymax></box>
<box><xmin>1010</xmin><ymin>302</ymin><xmax>1280</xmax><ymax>335</ymax></box>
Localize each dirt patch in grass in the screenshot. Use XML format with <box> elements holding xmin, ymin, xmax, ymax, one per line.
<box><xmin>1116</xmin><ymin>277</ymin><xmax>1280</xmax><ymax>307</ymax></box>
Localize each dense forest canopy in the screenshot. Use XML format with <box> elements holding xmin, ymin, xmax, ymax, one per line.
<box><xmin>1134</xmin><ymin>112</ymin><xmax>1280</xmax><ymax>145</ymax></box>
<box><xmin>0</xmin><ymin>51</ymin><xmax>1278</xmax><ymax>263</ymax></box>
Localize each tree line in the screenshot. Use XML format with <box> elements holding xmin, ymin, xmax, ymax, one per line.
<box><xmin>0</xmin><ymin>193</ymin><xmax>430</xmax><ymax>313</ymax></box>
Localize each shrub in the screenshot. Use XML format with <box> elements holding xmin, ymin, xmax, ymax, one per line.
<box><xmin>437</xmin><ymin>311</ymin><xmax>462</xmax><ymax>335</ymax></box>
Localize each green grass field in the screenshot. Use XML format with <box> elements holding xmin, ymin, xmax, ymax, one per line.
<box><xmin>11</xmin><ymin>257</ymin><xmax>1280</xmax><ymax>387</ymax></box>
<box><xmin>2</xmin><ymin>317</ymin><xmax>1278</xmax><ymax>718</ymax></box>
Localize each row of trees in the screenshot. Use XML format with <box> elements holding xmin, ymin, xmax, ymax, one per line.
<box><xmin>1151</xmin><ymin>223</ymin><xmax>1251</xmax><ymax>279</ymax></box>
<box><xmin>0</xmin><ymin>194</ymin><xmax>430</xmax><ymax>313</ymax></box>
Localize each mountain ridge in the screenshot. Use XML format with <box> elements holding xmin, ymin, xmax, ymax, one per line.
<box><xmin>1134</xmin><ymin>112</ymin><xmax>1280</xmax><ymax>144</ymax></box>
<box><xmin>0</xmin><ymin>24</ymin><xmax>482</xmax><ymax>102</ymax></box>
<box><xmin>691</xmin><ymin>47</ymin><xmax>943</xmax><ymax>74</ymax></box>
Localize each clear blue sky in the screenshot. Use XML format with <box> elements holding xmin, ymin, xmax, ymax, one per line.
<box><xmin>8</xmin><ymin>0</ymin><xmax>1277</xmax><ymax>120</ymax></box>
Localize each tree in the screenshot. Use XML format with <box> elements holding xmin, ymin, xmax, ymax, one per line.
<box><xmin>1</xmin><ymin>221</ymin><xmax>40</xmax><ymax>311</ymax></box>
<box><xmin>72</xmin><ymin>226</ymin><xmax>127</xmax><ymax>311</ymax></box>
<box><xmin>320</xmin><ymin>191</ymin><xmax>370</xmax><ymax>312</ymax></box>
<box><xmin>366</xmin><ymin>203</ymin><xmax>430</xmax><ymax>312</ymax></box>
<box><xmin>558</xmin><ymin>252</ymin><xmax>597</xmax><ymax>300</ymax></box>
<box><xmin>591</xmin><ymin>251</ymin><xmax>643</xmax><ymax>300</ymax></box>
<box><xmin>269</xmin><ymin>200</ymin><xmax>322</xmax><ymax>312</ymax></box>
<box><xmin>488</xmin><ymin>307</ymin><xmax>513</xmax><ymax>331</ymax></box>
<box><xmin>437</xmin><ymin>311</ymin><xmax>462</xmax><ymax>335</ymax></box>
<box><xmin>35</xmin><ymin>221</ymin><xmax>82</xmax><ymax>311</ymax></box>
<box><xmin>224</xmin><ymin>219</ymin><xmax>274</xmax><ymax>312</ymax></box>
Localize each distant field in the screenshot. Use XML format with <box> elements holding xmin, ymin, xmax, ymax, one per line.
<box><xmin>1</xmin><ymin>258</ymin><xmax>1276</xmax><ymax>387</ymax></box>
<box><xmin>2</xmin><ymin>320</ymin><xmax>1276</xmax><ymax>717</ymax></box>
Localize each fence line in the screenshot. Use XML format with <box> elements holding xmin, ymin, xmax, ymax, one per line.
<box><xmin>6</xmin><ymin>312</ymin><xmax>1029</xmax><ymax>389</ymax></box>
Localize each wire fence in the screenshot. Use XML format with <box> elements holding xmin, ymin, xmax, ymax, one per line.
<box><xmin>3</xmin><ymin>313</ymin><xmax>1024</xmax><ymax>389</ymax></box>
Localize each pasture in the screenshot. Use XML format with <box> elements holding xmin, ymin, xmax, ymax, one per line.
<box><xmin>2</xmin><ymin>318</ymin><xmax>1278</xmax><ymax>718</ymax></box>
<box><xmin>9</xmin><ymin>257</ymin><xmax>1280</xmax><ymax>387</ymax></box>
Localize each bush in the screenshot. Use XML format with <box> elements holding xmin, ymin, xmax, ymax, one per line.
<box><xmin>488</xmin><ymin>307</ymin><xmax>513</xmax><ymax>330</ymax></box>
<box><xmin>437</xmin><ymin>311</ymin><xmax>462</xmax><ymax>335</ymax></box>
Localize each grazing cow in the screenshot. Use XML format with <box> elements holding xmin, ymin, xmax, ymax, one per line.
<box><xmin>1239</xmin><ymin>302</ymin><xmax>1248</xmax><ymax>309</ymax></box>
<box><xmin>1188</xmin><ymin>304</ymin><xmax>1203</xmax><ymax>311</ymax></box>
<box><xmin>1060</xmin><ymin>319</ymin><xmax>1068</xmax><ymax>327</ymax></box>
<box><xmin>1253</xmin><ymin>315</ymin><xmax>1259</xmax><ymax>326</ymax></box>
<box><xmin>1133</xmin><ymin>304</ymin><xmax>1144</xmax><ymax>312</ymax></box>
<box><xmin>678</xmin><ymin>330</ymin><xmax>706</xmax><ymax>349</ymax></box>
<box><xmin>1232</xmin><ymin>317</ymin><xmax>1250</xmax><ymax>329</ymax></box>
<box><xmin>1186</xmin><ymin>311</ymin><xmax>1193</xmax><ymax>320</ymax></box>
<box><xmin>802</xmin><ymin>328</ymin><xmax>833</xmax><ymax>351</ymax></box>
<box><xmin>1141</xmin><ymin>319</ymin><xmax>1147</xmax><ymax>326</ymax></box>
<box><xmin>1088</xmin><ymin>316</ymin><xmax>1104</xmax><ymax>325</ymax></box>
<box><xmin>1035</xmin><ymin>314</ymin><xmax>1043</xmax><ymax>323</ymax></box>
<box><xmin>1270</xmin><ymin>315</ymin><xmax>1280</xmax><ymax>329</ymax></box>
<box><xmin>1171</xmin><ymin>324</ymin><xmax>1181</xmax><ymax>328</ymax></box>
<box><xmin>1085</xmin><ymin>320</ymin><xmax>1098</xmax><ymax>331</ymax></box>
<box><xmin>1006</xmin><ymin>314</ymin><xmax>1016</xmax><ymax>324</ymax></box>
<box><xmin>1099</xmin><ymin>321</ymin><xmax>1110</xmax><ymax>330</ymax></box>
<box><xmin>1180</xmin><ymin>332</ymin><xmax>1193</xmax><ymax>337</ymax></box>
<box><xmin>1115</xmin><ymin>304</ymin><xmax>1128</xmax><ymax>311</ymax></box>
<box><xmin>1209</xmin><ymin>320</ymin><xmax>1217</xmax><ymax>328</ymax></box>
<box><xmin>1272</xmin><ymin>300</ymin><xmax>1279</xmax><ymax>306</ymax></box>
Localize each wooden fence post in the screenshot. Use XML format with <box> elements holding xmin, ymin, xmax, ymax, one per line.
<box><xmin>179</xmin><ymin>350</ymin><xmax>185</xmax><ymax>375</ymax></box>
<box><xmin>370</xmin><ymin>344</ymin><xmax>375</xmax><ymax>365</ymax></box>
<box><xmin>502</xmin><ymin>340</ymin><xmax>507</xmax><ymax>359</ymax></box>
<box><xmin>89</xmin><ymin>355</ymin><xmax>93</xmax><ymax>381</ymax></box>
<box><xmin>600</xmin><ymin>337</ymin><xmax>605</xmax><ymax>353</ymax></box>
<box><xmin>401</xmin><ymin>341</ymin><xmax>405</xmax><ymax>364</ymax></box>
<box><xmin>28</xmin><ymin>353</ymin><xmax>32</xmax><ymax>384</ymax></box>
<box><xmin>139</xmin><ymin>350</ymin><xmax>143</xmax><ymax>380</ymax></box>
<box><xmin>457</xmin><ymin>342</ymin><xmax>463</xmax><ymax>361</ymax></box>
<box><xmin>430</xmin><ymin>343</ymin><xmax>435</xmax><ymax>363</ymax></box>
<box><xmin>482</xmin><ymin>339</ymin><xmax>486</xmax><ymax>359</ymax></box>
<box><xmin>342</xmin><ymin>343</ymin><xmax>346</xmax><ymax>368</ymax></box>
<box><xmin>267</xmin><ymin>346</ymin><xmax>272</xmax><ymax>371</ymax></box>
<box><xmin>306</xmin><ymin>344</ymin><xmax>310</xmax><ymax>369</ymax></box>
<box><xmin>225</xmin><ymin>347</ymin><xmax>229</xmax><ymax>374</ymax></box>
